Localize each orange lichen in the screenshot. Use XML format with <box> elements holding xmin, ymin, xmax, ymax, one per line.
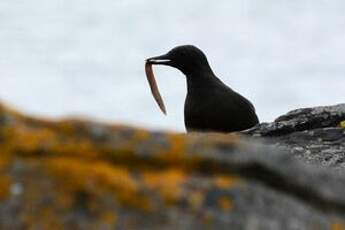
<box><xmin>0</xmin><ymin>101</ymin><xmax>249</xmax><ymax>228</ymax></box>
<box><xmin>99</xmin><ymin>212</ymin><xmax>117</xmax><ymax>226</ymax></box>
<box><xmin>154</xmin><ymin>134</ymin><xmax>188</xmax><ymax>163</ymax></box>
<box><xmin>142</xmin><ymin>169</ymin><xmax>187</xmax><ymax>204</ymax></box>
<box><xmin>189</xmin><ymin>190</ymin><xmax>204</xmax><ymax>210</ymax></box>
<box><xmin>44</xmin><ymin>158</ymin><xmax>152</xmax><ymax>211</ymax></box>
<box><xmin>217</xmin><ymin>196</ymin><xmax>233</xmax><ymax>211</ymax></box>
<box><xmin>214</xmin><ymin>175</ymin><xmax>240</xmax><ymax>189</ymax></box>
<box><xmin>198</xmin><ymin>132</ymin><xmax>239</xmax><ymax>145</ymax></box>
<box><xmin>9</xmin><ymin>127</ymin><xmax>56</xmax><ymax>152</ymax></box>
<box><xmin>21</xmin><ymin>207</ymin><xmax>65</xmax><ymax>230</ymax></box>
<box><xmin>0</xmin><ymin>102</ymin><xmax>22</xmax><ymax>118</ymax></box>
<box><xmin>0</xmin><ymin>101</ymin><xmax>242</xmax><ymax>174</ymax></box>
<box><xmin>0</xmin><ymin>119</ymin><xmax>102</xmax><ymax>160</ymax></box>
<box><xmin>46</xmin><ymin>158</ymin><xmax>137</xmax><ymax>189</ymax></box>
<box><xmin>0</xmin><ymin>175</ymin><xmax>10</xmax><ymax>200</ymax></box>
<box><xmin>0</xmin><ymin>158</ymin><xmax>9</xmax><ymax>169</ymax></box>
<box><xmin>332</xmin><ymin>222</ymin><xmax>345</xmax><ymax>230</ymax></box>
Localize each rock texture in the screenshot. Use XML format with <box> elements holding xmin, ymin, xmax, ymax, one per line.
<box><xmin>0</xmin><ymin>102</ymin><xmax>345</xmax><ymax>230</ymax></box>
<box><xmin>245</xmin><ymin>104</ymin><xmax>345</xmax><ymax>169</ymax></box>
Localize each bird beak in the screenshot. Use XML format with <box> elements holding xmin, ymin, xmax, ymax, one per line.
<box><xmin>146</xmin><ymin>53</ymin><xmax>172</xmax><ymax>65</ymax></box>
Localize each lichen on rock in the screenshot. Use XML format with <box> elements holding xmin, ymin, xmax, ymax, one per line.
<box><xmin>1</xmin><ymin>102</ymin><xmax>345</xmax><ymax>229</ymax></box>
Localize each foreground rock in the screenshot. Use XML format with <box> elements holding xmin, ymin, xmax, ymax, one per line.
<box><xmin>0</xmin><ymin>102</ymin><xmax>345</xmax><ymax>229</ymax></box>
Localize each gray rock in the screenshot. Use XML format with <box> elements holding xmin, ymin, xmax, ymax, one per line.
<box><xmin>244</xmin><ymin>104</ymin><xmax>345</xmax><ymax>169</ymax></box>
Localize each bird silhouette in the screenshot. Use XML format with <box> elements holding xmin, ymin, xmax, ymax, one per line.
<box><xmin>146</xmin><ymin>45</ymin><xmax>259</xmax><ymax>132</ymax></box>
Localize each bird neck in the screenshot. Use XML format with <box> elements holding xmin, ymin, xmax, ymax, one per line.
<box><xmin>186</xmin><ymin>68</ymin><xmax>217</xmax><ymax>93</ymax></box>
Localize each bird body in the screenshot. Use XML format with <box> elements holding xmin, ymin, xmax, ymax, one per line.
<box><xmin>146</xmin><ymin>45</ymin><xmax>259</xmax><ymax>133</ymax></box>
<box><xmin>185</xmin><ymin>76</ymin><xmax>258</xmax><ymax>132</ymax></box>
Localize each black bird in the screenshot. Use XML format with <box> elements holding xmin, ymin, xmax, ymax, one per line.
<box><xmin>147</xmin><ymin>45</ymin><xmax>259</xmax><ymax>133</ymax></box>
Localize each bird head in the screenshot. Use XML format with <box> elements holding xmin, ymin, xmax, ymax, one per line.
<box><xmin>146</xmin><ymin>45</ymin><xmax>211</xmax><ymax>75</ymax></box>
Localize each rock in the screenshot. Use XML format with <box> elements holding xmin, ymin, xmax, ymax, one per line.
<box><xmin>244</xmin><ymin>104</ymin><xmax>345</xmax><ymax>169</ymax></box>
<box><xmin>0</xmin><ymin>102</ymin><xmax>345</xmax><ymax>229</ymax></box>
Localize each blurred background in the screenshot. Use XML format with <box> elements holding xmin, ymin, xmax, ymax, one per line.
<box><xmin>0</xmin><ymin>0</ymin><xmax>344</xmax><ymax>131</ymax></box>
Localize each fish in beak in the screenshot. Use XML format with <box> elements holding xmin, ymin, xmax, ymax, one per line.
<box><xmin>145</xmin><ymin>60</ymin><xmax>167</xmax><ymax>115</ymax></box>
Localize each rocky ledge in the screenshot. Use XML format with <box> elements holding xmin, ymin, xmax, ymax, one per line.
<box><xmin>245</xmin><ymin>104</ymin><xmax>345</xmax><ymax>169</ymax></box>
<box><xmin>0</xmin><ymin>102</ymin><xmax>345</xmax><ymax>230</ymax></box>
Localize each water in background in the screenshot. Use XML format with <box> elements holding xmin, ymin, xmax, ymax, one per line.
<box><xmin>0</xmin><ymin>0</ymin><xmax>344</xmax><ymax>131</ymax></box>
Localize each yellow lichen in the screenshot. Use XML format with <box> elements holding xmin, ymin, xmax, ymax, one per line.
<box><xmin>340</xmin><ymin>121</ymin><xmax>345</xmax><ymax>129</ymax></box>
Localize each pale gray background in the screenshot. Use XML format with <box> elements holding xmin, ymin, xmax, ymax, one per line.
<box><xmin>0</xmin><ymin>0</ymin><xmax>344</xmax><ymax>131</ymax></box>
